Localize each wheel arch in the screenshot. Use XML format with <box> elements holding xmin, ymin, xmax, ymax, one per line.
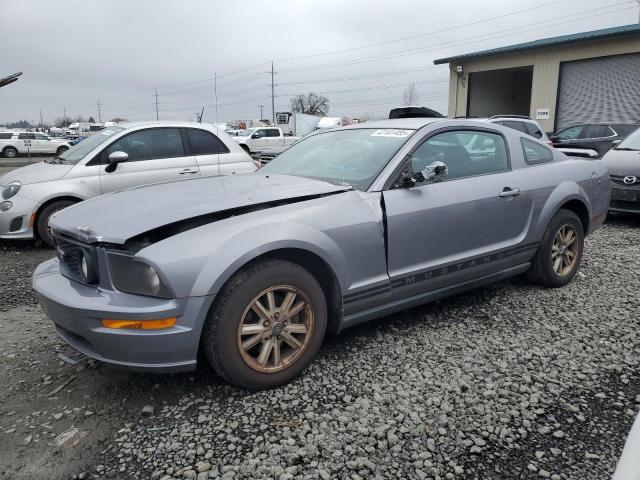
<box><xmin>557</xmin><ymin>198</ymin><xmax>590</xmax><ymax>234</ymax></box>
<box><xmin>536</xmin><ymin>182</ymin><xmax>592</xmax><ymax>240</ymax></box>
<box><xmin>204</xmin><ymin>247</ymin><xmax>344</xmax><ymax>335</ymax></box>
<box><xmin>33</xmin><ymin>195</ymin><xmax>83</xmax><ymax>239</ymax></box>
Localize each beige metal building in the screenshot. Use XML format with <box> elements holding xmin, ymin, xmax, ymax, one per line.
<box><xmin>434</xmin><ymin>24</ymin><xmax>640</xmax><ymax>133</ymax></box>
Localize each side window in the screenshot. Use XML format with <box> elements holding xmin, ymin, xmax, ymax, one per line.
<box><xmin>35</xmin><ymin>133</ymin><xmax>48</xmax><ymax>140</ymax></box>
<box><xmin>584</xmin><ymin>125</ymin><xmax>607</xmax><ymax>139</ymax></box>
<box><xmin>411</xmin><ymin>130</ymin><xmax>509</xmax><ymax>181</ymax></box>
<box><xmin>500</xmin><ymin>121</ymin><xmax>528</xmax><ymax>134</ymax></box>
<box><xmin>0</xmin><ymin>133</ymin><xmax>13</xmax><ymax>139</ymax></box>
<box><xmin>18</xmin><ymin>133</ymin><xmax>35</xmax><ymax>140</ymax></box>
<box><xmin>253</xmin><ymin>129</ymin><xmax>266</xmax><ymax>138</ymax></box>
<box><xmin>521</xmin><ymin>138</ymin><xmax>554</xmax><ymax>165</ymax></box>
<box><xmin>186</xmin><ymin>129</ymin><xmax>230</xmax><ymax>155</ymax></box>
<box><xmin>106</xmin><ymin>128</ymin><xmax>185</xmax><ymax>162</ymax></box>
<box><xmin>524</xmin><ymin>122</ymin><xmax>544</xmax><ymax>139</ymax></box>
<box><xmin>556</xmin><ymin>126</ymin><xmax>584</xmax><ymax>140</ymax></box>
<box><xmin>266</xmin><ymin>129</ymin><xmax>281</xmax><ymax>137</ymax></box>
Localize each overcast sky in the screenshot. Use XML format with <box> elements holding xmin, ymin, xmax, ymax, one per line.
<box><xmin>0</xmin><ymin>0</ymin><xmax>636</xmax><ymax>125</ymax></box>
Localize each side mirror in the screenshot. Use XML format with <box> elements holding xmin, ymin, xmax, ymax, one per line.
<box><xmin>549</xmin><ymin>135</ymin><xmax>559</xmax><ymax>141</ymax></box>
<box><xmin>420</xmin><ymin>161</ymin><xmax>448</xmax><ymax>183</ymax></box>
<box><xmin>252</xmin><ymin>133</ymin><xmax>261</xmax><ymax>139</ymax></box>
<box><xmin>105</xmin><ymin>151</ymin><xmax>128</xmax><ymax>173</ymax></box>
<box><xmin>612</xmin><ymin>139</ymin><xmax>622</xmax><ymax>146</ymax></box>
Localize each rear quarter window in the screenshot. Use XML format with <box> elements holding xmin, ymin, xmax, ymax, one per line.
<box><xmin>0</xmin><ymin>133</ymin><xmax>13</xmax><ymax>139</ymax></box>
<box><xmin>521</xmin><ymin>138</ymin><xmax>554</xmax><ymax>165</ymax></box>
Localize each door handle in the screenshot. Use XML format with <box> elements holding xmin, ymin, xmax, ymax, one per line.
<box><xmin>499</xmin><ymin>187</ymin><xmax>521</xmax><ymax>198</ymax></box>
<box><xmin>179</xmin><ymin>168</ymin><xmax>198</xmax><ymax>175</ymax></box>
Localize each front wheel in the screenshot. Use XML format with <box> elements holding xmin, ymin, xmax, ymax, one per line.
<box><xmin>202</xmin><ymin>260</ymin><xmax>327</xmax><ymax>390</ymax></box>
<box><xmin>527</xmin><ymin>209</ymin><xmax>584</xmax><ymax>288</ymax></box>
<box><xmin>36</xmin><ymin>199</ymin><xmax>77</xmax><ymax>248</ymax></box>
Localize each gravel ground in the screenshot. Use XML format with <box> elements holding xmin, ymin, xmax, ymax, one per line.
<box><xmin>0</xmin><ymin>213</ymin><xmax>639</xmax><ymax>480</ymax></box>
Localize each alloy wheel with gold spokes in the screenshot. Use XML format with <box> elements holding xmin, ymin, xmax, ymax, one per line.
<box><xmin>238</xmin><ymin>285</ymin><xmax>314</xmax><ymax>373</ymax></box>
<box><xmin>551</xmin><ymin>224</ymin><xmax>579</xmax><ymax>276</ymax></box>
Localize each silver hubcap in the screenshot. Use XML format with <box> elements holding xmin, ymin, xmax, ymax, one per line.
<box><xmin>551</xmin><ymin>224</ymin><xmax>578</xmax><ymax>276</ymax></box>
<box><xmin>5</xmin><ymin>149</ymin><xmax>16</xmax><ymax>158</ymax></box>
<box><xmin>237</xmin><ymin>285</ymin><xmax>313</xmax><ymax>373</ymax></box>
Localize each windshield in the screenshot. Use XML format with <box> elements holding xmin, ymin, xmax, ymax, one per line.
<box><xmin>615</xmin><ymin>127</ymin><xmax>640</xmax><ymax>151</ymax></box>
<box><xmin>57</xmin><ymin>127</ymin><xmax>124</xmax><ymax>164</ymax></box>
<box><xmin>237</xmin><ymin>129</ymin><xmax>255</xmax><ymax>137</ymax></box>
<box><xmin>259</xmin><ymin>128</ymin><xmax>415</xmax><ymax>190</ymax></box>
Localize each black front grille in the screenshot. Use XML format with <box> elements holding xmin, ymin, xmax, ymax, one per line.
<box><xmin>9</xmin><ymin>216</ymin><xmax>23</xmax><ymax>232</ymax></box>
<box><xmin>53</xmin><ymin>233</ymin><xmax>99</xmax><ymax>284</ymax></box>
<box><xmin>611</xmin><ymin>199</ymin><xmax>640</xmax><ymax>212</ymax></box>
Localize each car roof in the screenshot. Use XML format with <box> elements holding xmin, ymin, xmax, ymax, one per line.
<box><xmin>341</xmin><ymin>118</ymin><xmax>446</xmax><ymax>130</ymax></box>
<box><xmin>115</xmin><ymin>121</ymin><xmax>223</xmax><ymax>129</ymax></box>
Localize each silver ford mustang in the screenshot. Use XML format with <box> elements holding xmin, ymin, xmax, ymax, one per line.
<box><xmin>33</xmin><ymin>118</ymin><xmax>611</xmax><ymax>390</ymax></box>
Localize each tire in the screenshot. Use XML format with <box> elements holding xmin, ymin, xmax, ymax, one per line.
<box><xmin>56</xmin><ymin>146</ymin><xmax>69</xmax><ymax>156</ymax></box>
<box><xmin>202</xmin><ymin>260</ymin><xmax>327</xmax><ymax>390</ymax></box>
<box><xmin>2</xmin><ymin>146</ymin><xmax>18</xmax><ymax>158</ymax></box>
<box><xmin>36</xmin><ymin>199</ymin><xmax>77</xmax><ymax>248</ymax></box>
<box><xmin>527</xmin><ymin>209</ymin><xmax>584</xmax><ymax>288</ymax></box>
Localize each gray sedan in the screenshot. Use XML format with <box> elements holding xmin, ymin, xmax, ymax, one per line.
<box><xmin>602</xmin><ymin>126</ymin><xmax>640</xmax><ymax>213</ymax></box>
<box><xmin>33</xmin><ymin>118</ymin><xmax>610</xmax><ymax>389</ymax></box>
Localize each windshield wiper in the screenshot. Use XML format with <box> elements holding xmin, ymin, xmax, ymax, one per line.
<box><xmin>614</xmin><ymin>147</ymin><xmax>640</xmax><ymax>151</ymax></box>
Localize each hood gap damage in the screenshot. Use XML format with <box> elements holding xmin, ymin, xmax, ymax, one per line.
<box><xmin>121</xmin><ymin>190</ymin><xmax>349</xmax><ymax>252</ymax></box>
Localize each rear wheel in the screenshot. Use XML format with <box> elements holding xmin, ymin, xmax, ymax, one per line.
<box><xmin>56</xmin><ymin>146</ymin><xmax>69</xmax><ymax>156</ymax></box>
<box><xmin>527</xmin><ymin>209</ymin><xmax>584</xmax><ymax>287</ymax></box>
<box><xmin>202</xmin><ymin>260</ymin><xmax>327</xmax><ymax>390</ymax></box>
<box><xmin>36</xmin><ymin>199</ymin><xmax>77</xmax><ymax>248</ymax></box>
<box><xmin>2</xmin><ymin>146</ymin><xmax>18</xmax><ymax>158</ymax></box>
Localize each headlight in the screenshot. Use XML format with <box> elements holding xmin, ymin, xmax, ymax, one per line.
<box><xmin>0</xmin><ymin>201</ymin><xmax>12</xmax><ymax>212</ymax></box>
<box><xmin>107</xmin><ymin>252</ymin><xmax>172</xmax><ymax>298</ymax></box>
<box><xmin>2</xmin><ymin>181</ymin><xmax>21</xmax><ymax>200</ymax></box>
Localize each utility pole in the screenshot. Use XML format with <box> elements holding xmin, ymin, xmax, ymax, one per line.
<box><xmin>214</xmin><ymin>73</ymin><xmax>218</xmax><ymax>125</ymax></box>
<box><xmin>154</xmin><ymin>88</ymin><xmax>159</xmax><ymax>120</ymax></box>
<box><xmin>637</xmin><ymin>0</ymin><xmax>640</xmax><ymax>23</ymax></box>
<box><xmin>97</xmin><ymin>98</ymin><xmax>102</xmax><ymax>123</ymax></box>
<box><xmin>39</xmin><ymin>109</ymin><xmax>43</xmax><ymax>127</ymax></box>
<box><xmin>271</xmin><ymin>61</ymin><xmax>275</xmax><ymax>124</ymax></box>
<box><xmin>258</xmin><ymin>104</ymin><xmax>264</xmax><ymax>119</ymax></box>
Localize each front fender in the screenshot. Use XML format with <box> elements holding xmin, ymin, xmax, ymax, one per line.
<box><xmin>193</xmin><ymin>222</ymin><xmax>349</xmax><ymax>297</ymax></box>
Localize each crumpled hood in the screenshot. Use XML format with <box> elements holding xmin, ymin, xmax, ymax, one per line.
<box><xmin>602</xmin><ymin>149</ymin><xmax>640</xmax><ymax>175</ymax></box>
<box><xmin>0</xmin><ymin>161</ymin><xmax>73</xmax><ymax>186</ymax></box>
<box><xmin>50</xmin><ymin>174</ymin><xmax>349</xmax><ymax>245</ymax></box>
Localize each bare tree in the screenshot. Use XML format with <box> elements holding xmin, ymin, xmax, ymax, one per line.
<box><xmin>53</xmin><ymin>116</ymin><xmax>72</xmax><ymax>128</ymax></box>
<box><xmin>109</xmin><ymin>117</ymin><xmax>128</xmax><ymax>123</ymax></box>
<box><xmin>401</xmin><ymin>83</ymin><xmax>420</xmax><ymax>106</ymax></box>
<box><xmin>290</xmin><ymin>92</ymin><xmax>330</xmax><ymax>116</ymax></box>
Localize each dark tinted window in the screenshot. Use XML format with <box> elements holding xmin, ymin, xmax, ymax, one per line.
<box><xmin>524</xmin><ymin>122</ymin><xmax>544</xmax><ymax>138</ymax></box>
<box><xmin>555</xmin><ymin>126</ymin><xmax>584</xmax><ymax>140</ymax></box>
<box><xmin>521</xmin><ymin>138</ymin><xmax>554</xmax><ymax>164</ymax></box>
<box><xmin>0</xmin><ymin>133</ymin><xmax>13</xmax><ymax>139</ymax></box>
<box><xmin>266</xmin><ymin>129</ymin><xmax>281</xmax><ymax>137</ymax></box>
<box><xmin>18</xmin><ymin>133</ymin><xmax>35</xmax><ymax>140</ymax></box>
<box><xmin>500</xmin><ymin>121</ymin><xmax>528</xmax><ymax>134</ymax></box>
<box><xmin>106</xmin><ymin>128</ymin><xmax>185</xmax><ymax>161</ymax></box>
<box><xmin>411</xmin><ymin>130</ymin><xmax>508</xmax><ymax>180</ymax></box>
<box><xmin>35</xmin><ymin>133</ymin><xmax>48</xmax><ymax>140</ymax></box>
<box><xmin>186</xmin><ymin>129</ymin><xmax>229</xmax><ymax>155</ymax></box>
<box><xmin>584</xmin><ymin>125</ymin><xmax>607</xmax><ymax>138</ymax></box>
<box><xmin>613</xmin><ymin>125</ymin><xmax>638</xmax><ymax>136</ymax></box>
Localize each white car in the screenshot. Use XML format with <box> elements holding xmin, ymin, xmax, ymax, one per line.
<box><xmin>0</xmin><ymin>131</ymin><xmax>72</xmax><ymax>158</ymax></box>
<box><xmin>0</xmin><ymin>121</ymin><xmax>256</xmax><ymax>247</ymax></box>
<box><xmin>233</xmin><ymin>127</ymin><xmax>301</xmax><ymax>155</ymax></box>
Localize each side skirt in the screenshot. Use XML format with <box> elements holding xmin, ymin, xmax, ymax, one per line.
<box><xmin>338</xmin><ymin>262</ymin><xmax>530</xmax><ymax>332</ymax></box>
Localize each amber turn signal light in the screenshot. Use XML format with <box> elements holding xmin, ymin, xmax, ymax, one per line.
<box><xmin>101</xmin><ymin>318</ymin><xmax>176</xmax><ymax>330</ymax></box>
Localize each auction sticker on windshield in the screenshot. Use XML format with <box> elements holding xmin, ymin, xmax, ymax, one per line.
<box><xmin>371</xmin><ymin>129</ymin><xmax>413</xmax><ymax>137</ymax></box>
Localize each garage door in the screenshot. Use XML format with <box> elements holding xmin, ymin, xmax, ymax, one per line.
<box><xmin>556</xmin><ymin>53</ymin><xmax>640</xmax><ymax>131</ymax></box>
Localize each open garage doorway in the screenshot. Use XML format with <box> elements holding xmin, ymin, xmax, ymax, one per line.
<box><xmin>467</xmin><ymin>66</ymin><xmax>533</xmax><ymax>117</ymax></box>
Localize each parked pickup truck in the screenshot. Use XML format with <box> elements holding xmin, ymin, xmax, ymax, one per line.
<box><xmin>232</xmin><ymin>127</ymin><xmax>300</xmax><ymax>155</ymax></box>
<box><xmin>0</xmin><ymin>132</ymin><xmax>72</xmax><ymax>158</ymax></box>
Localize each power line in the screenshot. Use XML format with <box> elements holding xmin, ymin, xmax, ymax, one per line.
<box><xmin>274</xmin><ymin>0</ymin><xmax>572</xmax><ymax>63</ymax></box>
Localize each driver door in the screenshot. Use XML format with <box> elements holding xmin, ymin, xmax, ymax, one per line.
<box><xmin>250</xmin><ymin>129</ymin><xmax>270</xmax><ymax>151</ymax></box>
<box><xmin>98</xmin><ymin>127</ymin><xmax>200</xmax><ymax>194</ymax></box>
<box><xmin>382</xmin><ymin>128</ymin><xmax>534</xmax><ymax>301</ymax></box>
